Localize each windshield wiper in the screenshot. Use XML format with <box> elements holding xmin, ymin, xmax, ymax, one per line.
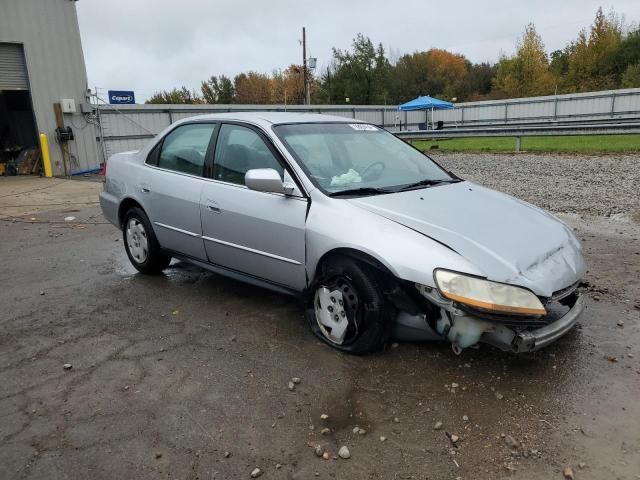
<box><xmin>328</xmin><ymin>187</ymin><xmax>394</xmax><ymax>197</ymax></box>
<box><xmin>397</xmin><ymin>178</ymin><xmax>462</xmax><ymax>191</ymax></box>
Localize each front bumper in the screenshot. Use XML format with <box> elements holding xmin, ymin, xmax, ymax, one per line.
<box><xmin>481</xmin><ymin>294</ymin><xmax>584</xmax><ymax>353</ymax></box>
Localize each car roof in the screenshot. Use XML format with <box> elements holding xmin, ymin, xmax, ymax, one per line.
<box><xmin>177</xmin><ymin>111</ymin><xmax>365</xmax><ymax>127</ymax></box>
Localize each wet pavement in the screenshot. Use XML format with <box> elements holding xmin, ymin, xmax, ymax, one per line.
<box><xmin>1</xmin><ymin>172</ymin><xmax>639</xmax><ymax>479</ymax></box>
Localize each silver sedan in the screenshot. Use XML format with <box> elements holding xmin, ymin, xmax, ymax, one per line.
<box><xmin>100</xmin><ymin>112</ymin><xmax>586</xmax><ymax>355</ymax></box>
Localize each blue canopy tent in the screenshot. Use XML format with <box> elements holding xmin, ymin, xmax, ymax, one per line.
<box><xmin>398</xmin><ymin>95</ymin><xmax>454</xmax><ymax>130</ymax></box>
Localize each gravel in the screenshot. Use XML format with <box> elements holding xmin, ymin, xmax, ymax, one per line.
<box><xmin>432</xmin><ymin>153</ymin><xmax>640</xmax><ymax>217</ymax></box>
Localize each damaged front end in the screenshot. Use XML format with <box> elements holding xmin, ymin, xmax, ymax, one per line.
<box><xmin>393</xmin><ymin>276</ymin><xmax>584</xmax><ymax>354</ymax></box>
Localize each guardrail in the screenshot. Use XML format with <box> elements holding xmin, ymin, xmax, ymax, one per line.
<box><xmin>394</xmin><ymin>123</ymin><xmax>640</xmax><ymax>151</ymax></box>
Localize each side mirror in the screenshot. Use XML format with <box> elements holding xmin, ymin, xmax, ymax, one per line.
<box><xmin>245</xmin><ymin>168</ymin><xmax>285</xmax><ymax>194</ymax></box>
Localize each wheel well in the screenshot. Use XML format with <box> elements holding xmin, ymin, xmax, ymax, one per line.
<box><xmin>118</xmin><ymin>198</ymin><xmax>143</xmax><ymax>228</ymax></box>
<box><xmin>315</xmin><ymin>248</ymin><xmax>395</xmax><ymax>280</ymax></box>
<box><xmin>313</xmin><ymin>248</ymin><xmax>423</xmax><ymax>316</ymax></box>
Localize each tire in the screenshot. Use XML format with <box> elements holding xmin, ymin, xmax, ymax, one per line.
<box><xmin>122</xmin><ymin>207</ymin><xmax>171</xmax><ymax>274</ymax></box>
<box><xmin>305</xmin><ymin>255</ymin><xmax>394</xmax><ymax>355</ymax></box>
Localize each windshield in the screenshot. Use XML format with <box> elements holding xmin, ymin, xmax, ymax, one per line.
<box><xmin>273</xmin><ymin>123</ymin><xmax>454</xmax><ymax>195</ymax></box>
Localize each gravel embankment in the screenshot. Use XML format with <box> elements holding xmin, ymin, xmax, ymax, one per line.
<box><xmin>431</xmin><ymin>153</ymin><xmax>640</xmax><ymax>218</ymax></box>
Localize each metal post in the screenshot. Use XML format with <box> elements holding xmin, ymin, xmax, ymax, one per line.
<box><xmin>553</xmin><ymin>97</ymin><xmax>558</xmax><ymax>120</ymax></box>
<box><xmin>40</xmin><ymin>134</ymin><xmax>52</xmax><ymax>177</ymax></box>
<box><xmin>610</xmin><ymin>94</ymin><xmax>616</xmax><ymax>117</ymax></box>
<box><xmin>504</xmin><ymin>104</ymin><xmax>509</xmax><ymax>123</ymax></box>
<box><xmin>460</xmin><ymin>106</ymin><xmax>464</xmax><ymax>125</ymax></box>
<box><xmin>302</xmin><ymin>27</ymin><xmax>309</xmax><ymax>105</ymax></box>
<box><xmin>515</xmin><ymin>136</ymin><xmax>522</xmax><ymax>152</ymax></box>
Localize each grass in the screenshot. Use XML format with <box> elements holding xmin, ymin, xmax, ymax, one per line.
<box><xmin>412</xmin><ymin>134</ymin><xmax>640</xmax><ymax>153</ymax></box>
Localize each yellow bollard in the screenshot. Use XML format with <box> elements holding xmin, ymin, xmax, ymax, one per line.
<box><xmin>39</xmin><ymin>133</ymin><xmax>52</xmax><ymax>177</ymax></box>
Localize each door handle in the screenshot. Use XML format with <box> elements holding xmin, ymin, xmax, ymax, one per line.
<box><xmin>139</xmin><ymin>183</ymin><xmax>150</xmax><ymax>193</ymax></box>
<box><xmin>204</xmin><ymin>200</ymin><xmax>220</xmax><ymax>213</ymax></box>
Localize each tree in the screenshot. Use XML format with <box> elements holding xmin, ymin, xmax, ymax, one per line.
<box><xmin>564</xmin><ymin>8</ymin><xmax>622</xmax><ymax>91</ymax></box>
<box><xmin>467</xmin><ymin>62</ymin><xmax>498</xmax><ymax>99</ymax></box>
<box><xmin>612</xmin><ymin>28</ymin><xmax>640</xmax><ymax>81</ymax></box>
<box><xmin>621</xmin><ymin>63</ymin><xmax>640</xmax><ymax>87</ymax></box>
<box><xmin>146</xmin><ymin>87</ymin><xmax>201</xmax><ymax>104</ymax></box>
<box><xmin>492</xmin><ymin>23</ymin><xmax>555</xmax><ymax>97</ymax></box>
<box><xmin>327</xmin><ymin>34</ymin><xmax>391</xmax><ymax>104</ymax></box>
<box><xmin>271</xmin><ymin>65</ymin><xmax>305</xmax><ymax>104</ymax></box>
<box><xmin>200</xmin><ymin>75</ymin><xmax>235</xmax><ymax>104</ymax></box>
<box><xmin>234</xmin><ymin>72</ymin><xmax>272</xmax><ymax>104</ymax></box>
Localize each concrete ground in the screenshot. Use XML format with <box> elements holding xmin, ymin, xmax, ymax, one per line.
<box><xmin>1</xmin><ymin>160</ymin><xmax>639</xmax><ymax>480</ymax></box>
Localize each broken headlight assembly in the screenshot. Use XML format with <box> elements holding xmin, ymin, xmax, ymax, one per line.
<box><xmin>418</xmin><ymin>269</ymin><xmax>546</xmax><ymax>316</ymax></box>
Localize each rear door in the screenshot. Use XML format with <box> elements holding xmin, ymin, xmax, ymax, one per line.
<box><xmin>142</xmin><ymin>122</ymin><xmax>216</xmax><ymax>260</ymax></box>
<box><xmin>200</xmin><ymin>122</ymin><xmax>308</xmax><ymax>290</ymax></box>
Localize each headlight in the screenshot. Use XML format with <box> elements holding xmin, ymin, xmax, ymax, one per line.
<box><xmin>428</xmin><ymin>269</ymin><xmax>546</xmax><ymax>316</ymax></box>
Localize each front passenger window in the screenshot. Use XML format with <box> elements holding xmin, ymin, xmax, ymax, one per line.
<box><xmin>157</xmin><ymin>123</ymin><xmax>215</xmax><ymax>176</ymax></box>
<box><xmin>213</xmin><ymin>124</ymin><xmax>284</xmax><ymax>185</ymax></box>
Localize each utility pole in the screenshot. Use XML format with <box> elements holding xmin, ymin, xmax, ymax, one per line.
<box><xmin>302</xmin><ymin>27</ymin><xmax>308</xmax><ymax>105</ymax></box>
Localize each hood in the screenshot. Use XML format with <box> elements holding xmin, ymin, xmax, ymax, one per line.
<box><xmin>349</xmin><ymin>182</ymin><xmax>586</xmax><ymax>297</ymax></box>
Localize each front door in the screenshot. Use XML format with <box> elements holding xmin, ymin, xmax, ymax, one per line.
<box><xmin>142</xmin><ymin>122</ymin><xmax>216</xmax><ymax>260</ymax></box>
<box><xmin>200</xmin><ymin>123</ymin><xmax>307</xmax><ymax>291</ymax></box>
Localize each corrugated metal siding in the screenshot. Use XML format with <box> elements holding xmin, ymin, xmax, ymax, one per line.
<box><xmin>0</xmin><ymin>43</ymin><xmax>28</xmax><ymax>90</ymax></box>
<box><xmin>0</xmin><ymin>0</ymin><xmax>97</xmax><ymax>175</ymax></box>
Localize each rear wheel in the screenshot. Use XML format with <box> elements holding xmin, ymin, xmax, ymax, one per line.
<box><xmin>306</xmin><ymin>256</ymin><xmax>394</xmax><ymax>355</ymax></box>
<box><xmin>122</xmin><ymin>207</ymin><xmax>171</xmax><ymax>274</ymax></box>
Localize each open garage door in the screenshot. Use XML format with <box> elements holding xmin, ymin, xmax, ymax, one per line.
<box><xmin>0</xmin><ymin>43</ymin><xmax>29</xmax><ymax>90</ymax></box>
<box><xmin>0</xmin><ymin>43</ymin><xmax>39</xmax><ymax>175</ymax></box>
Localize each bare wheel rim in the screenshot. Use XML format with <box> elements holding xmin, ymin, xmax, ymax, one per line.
<box><xmin>314</xmin><ymin>276</ymin><xmax>360</xmax><ymax>345</ymax></box>
<box><xmin>126</xmin><ymin>218</ymin><xmax>149</xmax><ymax>264</ymax></box>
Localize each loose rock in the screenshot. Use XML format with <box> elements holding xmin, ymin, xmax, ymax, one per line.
<box><xmin>320</xmin><ymin>413</ymin><xmax>328</xmax><ymax>420</ymax></box>
<box><xmin>563</xmin><ymin>466</ymin><xmax>575</xmax><ymax>479</ymax></box>
<box><xmin>338</xmin><ymin>446</ymin><xmax>350</xmax><ymax>459</ymax></box>
<box><xmin>288</xmin><ymin>381</ymin><xmax>295</xmax><ymax>391</ymax></box>
<box><xmin>450</xmin><ymin>434</ymin><xmax>459</xmax><ymax>444</ymax></box>
<box><xmin>322</xmin><ymin>451</ymin><xmax>330</xmax><ymax>460</ymax></box>
<box><xmin>434</xmin><ymin>421</ymin><xmax>443</xmax><ymax>430</ymax></box>
<box><xmin>63</xmin><ymin>363</ymin><xmax>72</xmax><ymax>370</ymax></box>
<box><xmin>320</xmin><ymin>427</ymin><xmax>331</xmax><ymax>435</ymax></box>
<box><xmin>292</xmin><ymin>377</ymin><xmax>301</xmax><ymax>384</ymax></box>
<box><xmin>314</xmin><ymin>444</ymin><xmax>325</xmax><ymax>457</ymax></box>
<box><xmin>250</xmin><ymin>467</ymin><xmax>263</xmax><ymax>478</ymax></box>
<box><xmin>224</xmin><ymin>451</ymin><xmax>231</xmax><ymax>458</ymax></box>
<box><xmin>504</xmin><ymin>435</ymin><xmax>518</xmax><ymax>449</ymax></box>
<box><xmin>380</xmin><ymin>436</ymin><xmax>387</xmax><ymax>442</ymax></box>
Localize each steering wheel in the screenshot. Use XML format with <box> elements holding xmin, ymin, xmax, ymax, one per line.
<box><xmin>361</xmin><ymin>161</ymin><xmax>385</xmax><ymax>180</ymax></box>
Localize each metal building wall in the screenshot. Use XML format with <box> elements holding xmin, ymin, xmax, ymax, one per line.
<box><xmin>0</xmin><ymin>0</ymin><xmax>98</xmax><ymax>175</ymax></box>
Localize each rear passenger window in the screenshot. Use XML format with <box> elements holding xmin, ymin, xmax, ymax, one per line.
<box><xmin>157</xmin><ymin>123</ymin><xmax>215</xmax><ymax>176</ymax></box>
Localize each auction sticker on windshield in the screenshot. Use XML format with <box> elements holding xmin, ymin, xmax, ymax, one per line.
<box><xmin>349</xmin><ymin>124</ymin><xmax>378</xmax><ymax>131</ymax></box>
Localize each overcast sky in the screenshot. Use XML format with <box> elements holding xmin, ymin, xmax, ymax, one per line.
<box><xmin>76</xmin><ymin>0</ymin><xmax>640</xmax><ymax>102</ymax></box>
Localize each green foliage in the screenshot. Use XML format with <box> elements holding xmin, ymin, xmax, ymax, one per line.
<box><xmin>146</xmin><ymin>87</ymin><xmax>201</xmax><ymax>104</ymax></box>
<box><xmin>327</xmin><ymin>34</ymin><xmax>391</xmax><ymax>104</ymax></box>
<box><xmin>200</xmin><ymin>75</ymin><xmax>235</xmax><ymax>104</ymax></box>
<box><xmin>492</xmin><ymin>24</ymin><xmax>555</xmax><ymax>98</ymax></box>
<box><xmin>621</xmin><ymin>63</ymin><xmax>640</xmax><ymax>87</ymax></box>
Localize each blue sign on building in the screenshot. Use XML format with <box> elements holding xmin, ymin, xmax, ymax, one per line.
<box><xmin>108</xmin><ymin>90</ymin><xmax>135</xmax><ymax>104</ymax></box>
